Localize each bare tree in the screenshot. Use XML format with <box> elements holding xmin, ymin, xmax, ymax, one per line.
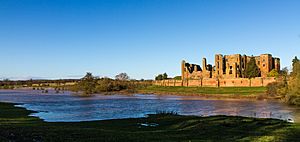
<box><xmin>115</xmin><ymin>73</ymin><xmax>129</xmax><ymax>81</ymax></box>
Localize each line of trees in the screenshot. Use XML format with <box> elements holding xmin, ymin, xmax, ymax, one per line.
<box><xmin>267</xmin><ymin>56</ymin><xmax>300</xmax><ymax>106</ymax></box>
<box><xmin>155</xmin><ymin>73</ymin><xmax>168</xmax><ymax>80</ymax></box>
<box><xmin>72</xmin><ymin>72</ymin><xmax>151</xmax><ymax>96</ymax></box>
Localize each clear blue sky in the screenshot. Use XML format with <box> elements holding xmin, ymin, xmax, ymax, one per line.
<box><xmin>0</xmin><ymin>0</ymin><xmax>299</xmax><ymax>80</ymax></box>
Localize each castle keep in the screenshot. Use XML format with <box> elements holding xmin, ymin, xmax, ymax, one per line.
<box><xmin>182</xmin><ymin>54</ymin><xmax>280</xmax><ymax>80</ymax></box>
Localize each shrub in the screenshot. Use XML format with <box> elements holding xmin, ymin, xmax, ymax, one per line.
<box><xmin>266</xmin><ymin>82</ymin><xmax>287</xmax><ymax>97</ymax></box>
<box><xmin>268</xmin><ymin>69</ymin><xmax>279</xmax><ymax>78</ymax></box>
<box><xmin>156</xmin><ymin>110</ymin><xmax>178</xmax><ymax>116</ymax></box>
<box><xmin>174</xmin><ymin>76</ymin><xmax>181</xmax><ymax>80</ymax></box>
<box><xmin>3</xmin><ymin>85</ymin><xmax>9</xmax><ymax>89</ymax></box>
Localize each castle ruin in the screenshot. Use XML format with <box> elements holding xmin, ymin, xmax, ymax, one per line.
<box><xmin>182</xmin><ymin>54</ymin><xmax>280</xmax><ymax>80</ymax></box>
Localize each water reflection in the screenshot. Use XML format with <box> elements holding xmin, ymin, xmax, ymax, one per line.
<box><xmin>0</xmin><ymin>90</ymin><xmax>300</xmax><ymax>122</ymax></box>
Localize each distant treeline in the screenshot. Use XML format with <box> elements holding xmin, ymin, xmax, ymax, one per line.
<box><xmin>0</xmin><ymin>79</ymin><xmax>79</xmax><ymax>90</ymax></box>
<box><xmin>0</xmin><ymin>73</ymin><xmax>152</xmax><ymax>96</ymax></box>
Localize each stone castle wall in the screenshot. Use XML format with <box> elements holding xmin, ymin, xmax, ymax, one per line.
<box><xmin>153</xmin><ymin>77</ymin><xmax>276</xmax><ymax>87</ymax></box>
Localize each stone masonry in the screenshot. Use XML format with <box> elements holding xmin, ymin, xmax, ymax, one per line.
<box><xmin>182</xmin><ymin>53</ymin><xmax>280</xmax><ymax>80</ymax></box>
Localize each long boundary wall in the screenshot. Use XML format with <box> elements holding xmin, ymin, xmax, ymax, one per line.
<box><xmin>153</xmin><ymin>77</ymin><xmax>276</xmax><ymax>87</ymax></box>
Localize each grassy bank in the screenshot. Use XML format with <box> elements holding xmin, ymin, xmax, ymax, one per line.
<box><xmin>0</xmin><ymin>102</ymin><xmax>300</xmax><ymax>141</ymax></box>
<box><xmin>138</xmin><ymin>86</ymin><xmax>268</xmax><ymax>98</ymax></box>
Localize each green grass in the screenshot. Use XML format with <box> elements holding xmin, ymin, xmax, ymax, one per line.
<box><xmin>138</xmin><ymin>86</ymin><xmax>267</xmax><ymax>97</ymax></box>
<box><xmin>1</xmin><ymin>102</ymin><xmax>300</xmax><ymax>141</ymax></box>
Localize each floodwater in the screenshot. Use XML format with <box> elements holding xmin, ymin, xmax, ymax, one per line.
<box><xmin>0</xmin><ymin>90</ymin><xmax>300</xmax><ymax>122</ymax></box>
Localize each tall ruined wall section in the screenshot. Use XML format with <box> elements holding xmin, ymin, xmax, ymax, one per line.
<box><xmin>154</xmin><ymin>77</ymin><xmax>276</xmax><ymax>87</ymax></box>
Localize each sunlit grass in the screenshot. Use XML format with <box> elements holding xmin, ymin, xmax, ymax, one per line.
<box><xmin>138</xmin><ymin>85</ymin><xmax>267</xmax><ymax>96</ymax></box>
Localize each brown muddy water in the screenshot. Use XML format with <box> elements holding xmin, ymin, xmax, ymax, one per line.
<box><xmin>0</xmin><ymin>90</ymin><xmax>299</xmax><ymax>122</ymax></box>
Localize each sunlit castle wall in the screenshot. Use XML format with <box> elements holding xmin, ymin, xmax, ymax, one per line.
<box><xmin>153</xmin><ymin>77</ymin><xmax>277</xmax><ymax>87</ymax></box>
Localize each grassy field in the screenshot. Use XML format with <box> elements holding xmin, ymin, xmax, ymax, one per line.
<box><xmin>138</xmin><ymin>86</ymin><xmax>268</xmax><ymax>98</ymax></box>
<box><xmin>0</xmin><ymin>102</ymin><xmax>300</xmax><ymax>142</ymax></box>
